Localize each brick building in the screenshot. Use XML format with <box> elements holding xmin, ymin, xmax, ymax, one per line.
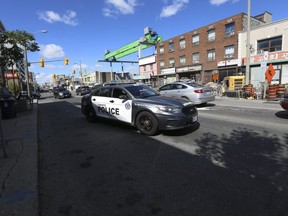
<box><xmin>156</xmin><ymin>12</ymin><xmax>272</xmax><ymax>85</ymax></box>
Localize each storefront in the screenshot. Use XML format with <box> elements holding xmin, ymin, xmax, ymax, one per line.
<box><xmin>176</xmin><ymin>65</ymin><xmax>202</xmax><ymax>83</ymax></box>
<box><xmin>217</xmin><ymin>59</ymin><xmax>240</xmax><ymax>83</ymax></box>
<box><xmin>157</xmin><ymin>68</ymin><xmax>176</xmax><ymax>86</ymax></box>
<box><xmin>242</xmin><ymin>51</ymin><xmax>288</xmax><ymax>87</ymax></box>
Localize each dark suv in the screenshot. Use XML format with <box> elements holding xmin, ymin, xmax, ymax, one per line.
<box><xmin>54</xmin><ymin>87</ymin><xmax>71</xmax><ymax>99</ymax></box>
<box><xmin>76</xmin><ymin>86</ymin><xmax>91</xmax><ymax>96</ymax></box>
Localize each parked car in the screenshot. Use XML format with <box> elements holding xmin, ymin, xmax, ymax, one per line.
<box><xmin>31</xmin><ymin>91</ymin><xmax>41</xmax><ymax>99</ymax></box>
<box><xmin>19</xmin><ymin>90</ymin><xmax>41</xmax><ymax>99</ymax></box>
<box><xmin>81</xmin><ymin>84</ymin><xmax>198</xmax><ymax>136</ymax></box>
<box><xmin>76</xmin><ymin>86</ymin><xmax>91</xmax><ymax>96</ymax></box>
<box><xmin>53</xmin><ymin>87</ymin><xmax>71</xmax><ymax>99</ymax></box>
<box><xmin>158</xmin><ymin>82</ymin><xmax>215</xmax><ymax>105</ymax></box>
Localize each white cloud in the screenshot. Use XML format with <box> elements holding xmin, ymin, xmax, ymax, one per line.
<box><xmin>39</xmin><ymin>44</ymin><xmax>65</xmax><ymax>59</ymax></box>
<box><xmin>160</xmin><ymin>0</ymin><xmax>189</xmax><ymax>18</ymax></box>
<box><xmin>38</xmin><ymin>10</ymin><xmax>78</xmax><ymax>26</ymax></box>
<box><xmin>71</xmin><ymin>64</ymin><xmax>88</xmax><ymax>71</ymax></box>
<box><xmin>36</xmin><ymin>73</ymin><xmax>54</xmax><ymax>84</ymax></box>
<box><xmin>209</xmin><ymin>0</ymin><xmax>231</xmax><ymax>6</ymax></box>
<box><xmin>103</xmin><ymin>0</ymin><xmax>142</xmax><ymax>17</ymax></box>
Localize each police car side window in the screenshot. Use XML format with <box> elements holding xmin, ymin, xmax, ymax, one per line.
<box><xmin>97</xmin><ymin>88</ymin><xmax>112</xmax><ymax>97</ymax></box>
<box><xmin>112</xmin><ymin>88</ymin><xmax>124</xmax><ymax>98</ymax></box>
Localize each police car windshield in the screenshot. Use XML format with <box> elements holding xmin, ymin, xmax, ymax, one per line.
<box><xmin>125</xmin><ymin>85</ymin><xmax>159</xmax><ymax>98</ymax></box>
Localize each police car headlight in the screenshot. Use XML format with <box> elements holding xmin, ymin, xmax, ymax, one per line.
<box><xmin>59</xmin><ymin>92</ymin><xmax>64</xmax><ymax>95</ymax></box>
<box><xmin>157</xmin><ymin>106</ymin><xmax>181</xmax><ymax>113</ymax></box>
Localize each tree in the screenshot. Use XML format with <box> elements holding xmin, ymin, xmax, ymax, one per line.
<box><xmin>0</xmin><ymin>30</ymin><xmax>39</xmax><ymax>93</ymax></box>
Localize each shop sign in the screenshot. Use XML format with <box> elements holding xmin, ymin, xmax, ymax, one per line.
<box><xmin>4</xmin><ymin>71</ymin><xmax>18</xmax><ymax>79</ymax></box>
<box><xmin>161</xmin><ymin>68</ymin><xmax>175</xmax><ymax>75</ymax></box>
<box><xmin>176</xmin><ymin>65</ymin><xmax>202</xmax><ymax>73</ymax></box>
<box><xmin>242</xmin><ymin>51</ymin><xmax>288</xmax><ymax>64</ymax></box>
<box><xmin>217</xmin><ymin>59</ymin><xmax>239</xmax><ymax>66</ymax></box>
<box><xmin>133</xmin><ymin>74</ymin><xmax>151</xmax><ymax>80</ymax></box>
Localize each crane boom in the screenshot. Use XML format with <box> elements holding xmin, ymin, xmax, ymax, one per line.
<box><xmin>104</xmin><ymin>27</ymin><xmax>162</xmax><ymax>61</ymax></box>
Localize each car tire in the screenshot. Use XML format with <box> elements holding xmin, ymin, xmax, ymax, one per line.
<box><xmin>86</xmin><ymin>106</ymin><xmax>96</xmax><ymax>122</ymax></box>
<box><xmin>136</xmin><ymin>111</ymin><xmax>159</xmax><ymax>136</ymax></box>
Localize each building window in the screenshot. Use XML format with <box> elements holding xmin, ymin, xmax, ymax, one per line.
<box><xmin>150</xmin><ymin>64</ymin><xmax>153</xmax><ymax>71</ymax></box>
<box><xmin>192</xmin><ymin>34</ymin><xmax>200</xmax><ymax>46</ymax></box>
<box><xmin>225</xmin><ymin>22</ymin><xmax>235</xmax><ymax>37</ymax></box>
<box><xmin>169</xmin><ymin>58</ymin><xmax>175</xmax><ymax>67</ymax></box>
<box><xmin>224</xmin><ymin>45</ymin><xmax>235</xmax><ymax>58</ymax></box>
<box><xmin>207</xmin><ymin>49</ymin><xmax>215</xmax><ymax>61</ymax></box>
<box><xmin>192</xmin><ymin>52</ymin><xmax>200</xmax><ymax>64</ymax></box>
<box><xmin>169</xmin><ymin>42</ymin><xmax>174</xmax><ymax>52</ymax></box>
<box><xmin>143</xmin><ymin>65</ymin><xmax>146</xmax><ymax>72</ymax></box>
<box><xmin>207</xmin><ymin>29</ymin><xmax>216</xmax><ymax>42</ymax></box>
<box><xmin>257</xmin><ymin>36</ymin><xmax>282</xmax><ymax>54</ymax></box>
<box><xmin>160</xmin><ymin>60</ymin><xmax>165</xmax><ymax>68</ymax></box>
<box><xmin>159</xmin><ymin>46</ymin><xmax>164</xmax><ymax>54</ymax></box>
<box><xmin>179</xmin><ymin>39</ymin><xmax>186</xmax><ymax>49</ymax></box>
<box><xmin>179</xmin><ymin>56</ymin><xmax>186</xmax><ymax>65</ymax></box>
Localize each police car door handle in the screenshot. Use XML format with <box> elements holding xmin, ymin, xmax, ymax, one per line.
<box><xmin>92</xmin><ymin>98</ymin><xmax>96</xmax><ymax>101</ymax></box>
<box><xmin>110</xmin><ymin>100</ymin><xmax>114</xmax><ymax>103</ymax></box>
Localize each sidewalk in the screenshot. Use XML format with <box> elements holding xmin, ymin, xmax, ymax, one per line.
<box><xmin>0</xmin><ymin>102</ymin><xmax>38</xmax><ymax>216</ymax></box>
<box><xmin>213</xmin><ymin>95</ymin><xmax>281</xmax><ymax>111</ymax></box>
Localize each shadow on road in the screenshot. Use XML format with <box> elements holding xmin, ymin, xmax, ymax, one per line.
<box><xmin>38</xmin><ymin>101</ymin><xmax>288</xmax><ymax>216</ymax></box>
<box><xmin>275</xmin><ymin>110</ymin><xmax>288</xmax><ymax>119</ymax></box>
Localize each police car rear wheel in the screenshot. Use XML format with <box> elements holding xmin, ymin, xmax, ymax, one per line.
<box><xmin>136</xmin><ymin>111</ymin><xmax>158</xmax><ymax>136</ymax></box>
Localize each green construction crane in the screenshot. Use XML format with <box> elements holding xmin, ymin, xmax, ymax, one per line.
<box><xmin>104</xmin><ymin>27</ymin><xmax>162</xmax><ymax>61</ymax></box>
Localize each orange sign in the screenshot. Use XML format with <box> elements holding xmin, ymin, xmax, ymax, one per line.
<box><xmin>265</xmin><ymin>64</ymin><xmax>275</xmax><ymax>83</ymax></box>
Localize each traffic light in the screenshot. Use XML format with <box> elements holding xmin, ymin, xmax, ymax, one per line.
<box><xmin>64</xmin><ymin>58</ymin><xmax>69</xmax><ymax>65</ymax></box>
<box><xmin>40</xmin><ymin>58</ymin><xmax>44</xmax><ymax>67</ymax></box>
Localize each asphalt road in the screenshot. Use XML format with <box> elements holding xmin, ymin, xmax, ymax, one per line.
<box><xmin>37</xmin><ymin>93</ymin><xmax>288</xmax><ymax>216</ymax></box>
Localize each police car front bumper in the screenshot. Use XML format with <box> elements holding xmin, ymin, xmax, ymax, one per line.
<box><xmin>156</xmin><ymin>113</ymin><xmax>198</xmax><ymax>130</ymax></box>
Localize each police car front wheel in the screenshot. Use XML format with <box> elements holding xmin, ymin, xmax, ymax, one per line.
<box><xmin>136</xmin><ymin>111</ymin><xmax>159</xmax><ymax>136</ymax></box>
<box><xmin>86</xmin><ymin>107</ymin><xmax>96</xmax><ymax>122</ymax></box>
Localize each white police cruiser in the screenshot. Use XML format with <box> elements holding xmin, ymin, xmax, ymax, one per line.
<box><xmin>81</xmin><ymin>84</ymin><xmax>198</xmax><ymax>135</ymax></box>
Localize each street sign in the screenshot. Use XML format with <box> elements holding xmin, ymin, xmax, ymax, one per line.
<box><xmin>265</xmin><ymin>64</ymin><xmax>275</xmax><ymax>83</ymax></box>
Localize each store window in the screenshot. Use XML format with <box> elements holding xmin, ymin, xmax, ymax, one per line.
<box><xmin>207</xmin><ymin>49</ymin><xmax>215</xmax><ymax>61</ymax></box>
<box><xmin>225</xmin><ymin>22</ymin><xmax>235</xmax><ymax>37</ymax></box>
<box><xmin>159</xmin><ymin>46</ymin><xmax>164</xmax><ymax>54</ymax></box>
<box><xmin>192</xmin><ymin>34</ymin><xmax>200</xmax><ymax>46</ymax></box>
<box><xmin>179</xmin><ymin>39</ymin><xmax>186</xmax><ymax>49</ymax></box>
<box><xmin>179</xmin><ymin>56</ymin><xmax>186</xmax><ymax>65</ymax></box>
<box><xmin>169</xmin><ymin>58</ymin><xmax>175</xmax><ymax>67</ymax></box>
<box><xmin>169</xmin><ymin>42</ymin><xmax>174</xmax><ymax>52</ymax></box>
<box><xmin>224</xmin><ymin>45</ymin><xmax>234</xmax><ymax>58</ymax></box>
<box><xmin>192</xmin><ymin>52</ymin><xmax>200</xmax><ymax>64</ymax></box>
<box><xmin>207</xmin><ymin>29</ymin><xmax>216</xmax><ymax>42</ymax></box>
<box><xmin>257</xmin><ymin>36</ymin><xmax>282</xmax><ymax>54</ymax></box>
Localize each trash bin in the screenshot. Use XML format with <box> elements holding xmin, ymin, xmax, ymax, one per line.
<box><xmin>0</xmin><ymin>98</ymin><xmax>16</xmax><ymax>119</ymax></box>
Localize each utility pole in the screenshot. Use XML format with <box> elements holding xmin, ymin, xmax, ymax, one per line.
<box><xmin>245</xmin><ymin>0</ymin><xmax>251</xmax><ymax>85</ymax></box>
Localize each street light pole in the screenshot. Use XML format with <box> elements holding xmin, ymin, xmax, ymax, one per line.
<box><xmin>245</xmin><ymin>0</ymin><xmax>251</xmax><ymax>85</ymax></box>
<box><xmin>24</xmin><ymin>45</ymin><xmax>31</xmax><ymax>97</ymax></box>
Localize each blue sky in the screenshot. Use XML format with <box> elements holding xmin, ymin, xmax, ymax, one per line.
<box><xmin>0</xmin><ymin>0</ymin><xmax>287</xmax><ymax>84</ymax></box>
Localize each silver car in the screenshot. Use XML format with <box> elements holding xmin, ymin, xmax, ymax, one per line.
<box><xmin>158</xmin><ymin>82</ymin><xmax>215</xmax><ymax>105</ymax></box>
